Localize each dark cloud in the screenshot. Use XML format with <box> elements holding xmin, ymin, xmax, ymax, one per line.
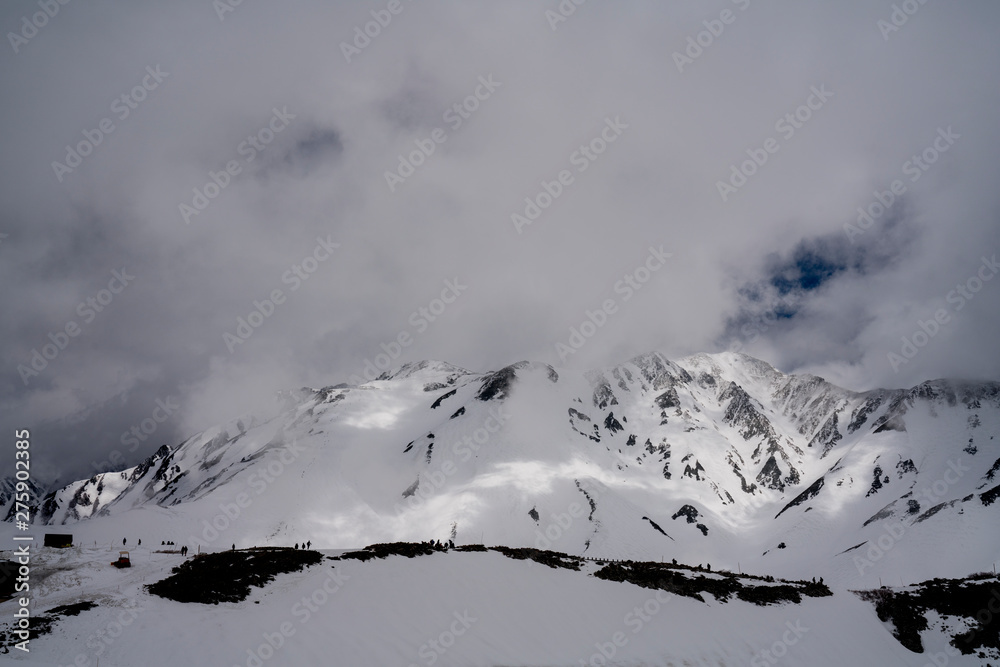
<box><xmin>286</xmin><ymin>128</ymin><xmax>343</xmax><ymax>166</ymax></box>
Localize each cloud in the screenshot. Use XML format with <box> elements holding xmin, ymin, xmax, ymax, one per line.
<box><xmin>1</xmin><ymin>0</ymin><xmax>999</xmax><ymax>484</ymax></box>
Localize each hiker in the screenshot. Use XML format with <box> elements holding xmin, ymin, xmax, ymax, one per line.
<box><xmin>123</xmin><ymin>538</ymin><xmax>127</xmax><ymax>546</ymax></box>
<box><xmin>232</xmin><ymin>543</ymin><xmax>236</xmax><ymax>551</ymax></box>
<box><xmin>138</xmin><ymin>539</ymin><xmax>141</xmax><ymax>547</ymax></box>
<box><xmin>306</xmin><ymin>541</ymin><xmax>311</xmax><ymax>549</ymax></box>
<box><xmin>295</xmin><ymin>543</ymin><xmax>299</xmax><ymax>550</ymax></box>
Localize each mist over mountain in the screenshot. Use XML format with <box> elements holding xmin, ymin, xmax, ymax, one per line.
<box><xmin>20</xmin><ymin>351</ymin><xmax>998</xmax><ymax>588</ymax></box>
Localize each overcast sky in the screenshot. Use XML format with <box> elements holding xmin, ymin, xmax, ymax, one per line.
<box><xmin>2</xmin><ymin>0</ymin><xmax>999</xmax><ymax>485</ymax></box>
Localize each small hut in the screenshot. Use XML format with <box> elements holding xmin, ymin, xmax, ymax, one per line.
<box><xmin>0</xmin><ymin>560</ymin><xmax>17</xmax><ymax>598</ymax></box>
<box><xmin>43</xmin><ymin>534</ymin><xmax>73</xmax><ymax>548</ymax></box>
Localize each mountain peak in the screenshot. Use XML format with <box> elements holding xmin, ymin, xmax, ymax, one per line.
<box><xmin>374</xmin><ymin>360</ymin><xmax>472</xmax><ymax>383</ymax></box>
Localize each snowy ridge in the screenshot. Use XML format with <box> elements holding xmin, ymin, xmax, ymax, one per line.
<box><xmin>12</xmin><ymin>351</ymin><xmax>1000</xmax><ymax>589</ymax></box>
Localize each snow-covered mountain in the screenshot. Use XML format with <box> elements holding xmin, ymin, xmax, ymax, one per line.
<box><xmin>0</xmin><ymin>476</ymin><xmax>46</xmax><ymax>523</ymax></box>
<box><xmin>17</xmin><ymin>352</ymin><xmax>1000</xmax><ymax>589</ymax></box>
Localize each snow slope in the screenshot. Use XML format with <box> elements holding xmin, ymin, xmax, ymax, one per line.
<box><xmin>0</xmin><ymin>544</ymin><xmax>952</xmax><ymax>667</ymax></box>
<box><xmin>13</xmin><ymin>352</ymin><xmax>1000</xmax><ymax>592</ymax></box>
